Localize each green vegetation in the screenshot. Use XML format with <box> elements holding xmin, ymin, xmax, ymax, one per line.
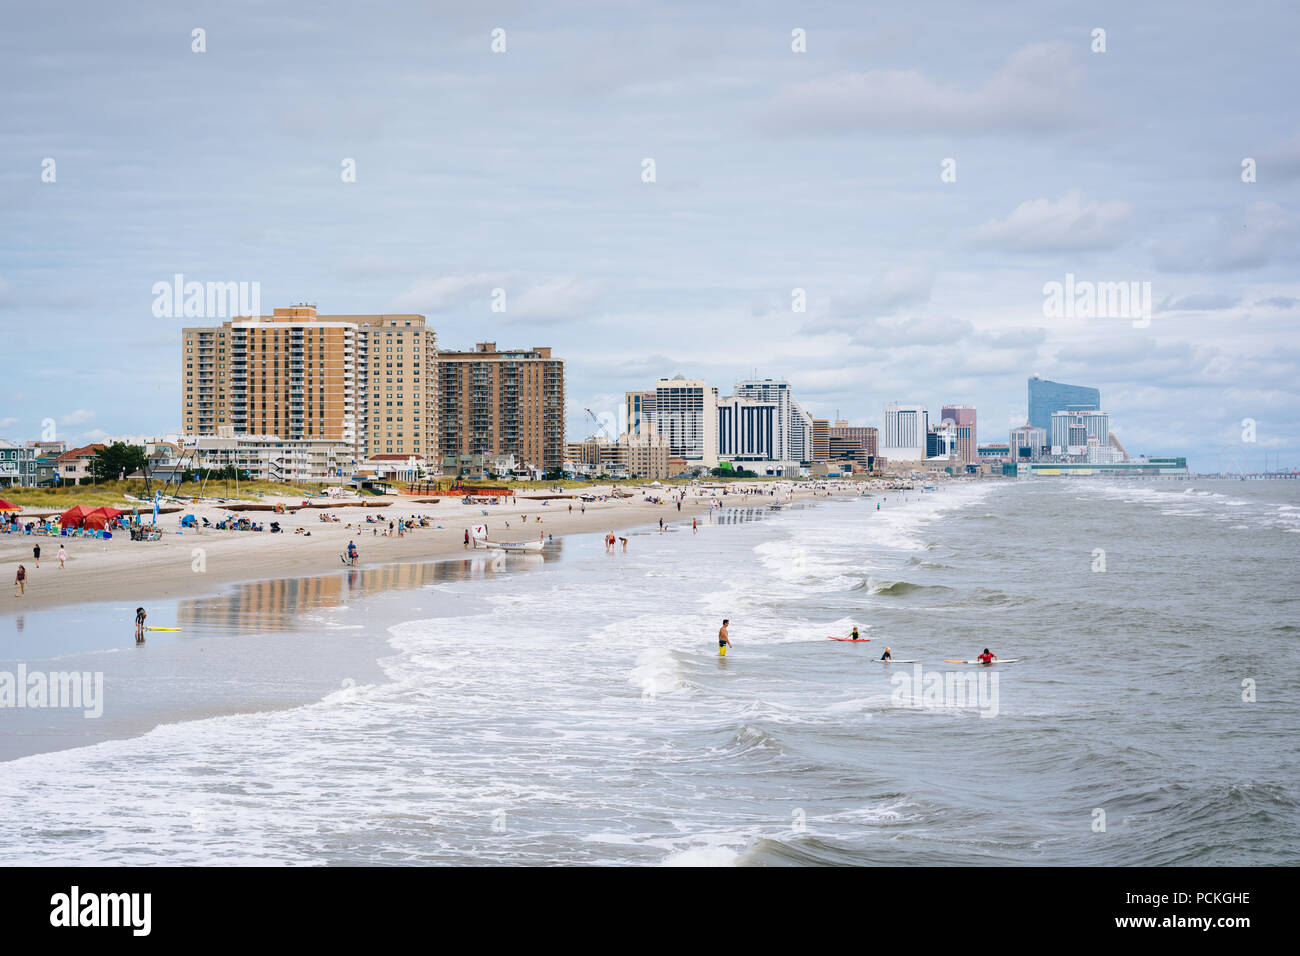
<box><xmin>86</xmin><ymin>442</ymin><xmax>147</xmax><ymax>483</ymax></box>
<box><xmin>6</xmin><ymin>478</ymin><xmax>327</xmax><ymax>510</ymax></box>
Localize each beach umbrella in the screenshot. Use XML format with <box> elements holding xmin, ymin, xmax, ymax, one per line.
<box><xmin>83</xmin><ymin>506</ymin><xmax>123</xmax><ymax>530</ymax></box>
<box><xmin>0</xmin><ymin>499</ymin><xmax>20</xmax><ymax>512</ymax></box>
<box><xmin>59</xmin><ymin>505</ymin><xmax>94</xmax><ymax>528</ymax></box>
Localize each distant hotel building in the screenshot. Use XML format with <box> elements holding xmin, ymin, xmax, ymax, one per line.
<box><xmin>941</xmin><ymin>405</ymin><xmax>977</xmax><ymax>463</ymax></box>
<box><xmin>1028</xmin><ymin>376</ymin><xmax>1100</xmax><ymax>435</ymax></box>
<box><xmin>1050</xmin><ymin>409</ymin><xmax>1110</xmax><ymax>456</ymax></box>
<box><xmin>437</xmin><ymin>343</ymin><xmax>566</xmax><ymax>474</ymax></box>
<box><xmin>1009</xmin><ymin>424</ymin><xmax>1048</xmax><ymax>460</ymax></box>
<box><xmin>881</xmin><ymin>403</ymin><xmax>929</xmax><ymax>463</ymax></box>
<box><xmin>627</xmin><ymin>377</ymin><xmax>718</xmax><ymax>469</ymax></box>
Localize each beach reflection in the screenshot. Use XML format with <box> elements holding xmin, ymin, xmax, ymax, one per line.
<box><xmin>176</xmin><ymin>543</ymin><xmax>560</xmax><ymax>631</ymax></box>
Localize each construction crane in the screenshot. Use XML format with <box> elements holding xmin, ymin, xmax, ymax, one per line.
<box><xmin>585</xmin><ymin>407</ymin><xmax>614</xmax><ymax>440</ymax></box>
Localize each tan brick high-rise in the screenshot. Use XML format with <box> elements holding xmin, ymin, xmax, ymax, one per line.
<box><xmin>183</xmin><ymin>305</ymin><xmax>435</xmax><ymax>462</ymax></box>
<box><xmin>437</xmin><ymin>343</ymin><xmax>565</xmax><ymax>472</ymax></box>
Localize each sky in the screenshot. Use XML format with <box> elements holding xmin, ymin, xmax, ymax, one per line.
<box><xmin>2</xmin><ymin>0</ymin><xmax>1297</xmax><ymax>474</ymax></box>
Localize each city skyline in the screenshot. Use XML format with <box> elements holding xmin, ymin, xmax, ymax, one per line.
<box><xmin>2</xmin><ymin>2</ymin><xmax>1298</xmax><ymax>474</ymax></box>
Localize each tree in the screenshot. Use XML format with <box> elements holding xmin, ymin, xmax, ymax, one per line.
<box><xmin>89</xmin><ymin>442</ymin><xmax>147</xmax><ymax>483</ymax></box>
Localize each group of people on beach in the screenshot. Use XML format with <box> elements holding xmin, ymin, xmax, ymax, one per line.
<box><xmin>12</xmin><ymin>543</ymin><xmax>68</xmax><ymax>597</ymax></box>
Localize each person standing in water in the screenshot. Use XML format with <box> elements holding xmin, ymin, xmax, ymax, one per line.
<box><xmin>718</xmin><ymin>619</ymin><xmax>731</xmax><ymax>656</ymax></box>
<box><xmin>135</xmin><ymin>607</ymin><xmax>147</xmax><ymax>641</ymax></box>
<box><xmin>977</xmin><ymin>648</ymin><xmax>998</xmax><ymax>664</ymax></box>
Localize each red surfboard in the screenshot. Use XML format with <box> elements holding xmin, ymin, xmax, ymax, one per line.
<box><xmin>826</xmin><ymin>636</ymin><xmax>871</xmax><ymax>642</ymax></box>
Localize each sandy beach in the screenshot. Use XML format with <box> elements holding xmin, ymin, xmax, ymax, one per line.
<box><xmin>1</xmin><ymin>482</ymin><xmax>873</xmax><ymax>614</ymax></box>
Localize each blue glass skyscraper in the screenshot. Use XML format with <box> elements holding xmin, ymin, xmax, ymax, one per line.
<box><xmin>1028</xmin><ymin>377</ymin><xmax>1100</xmax><ymax>434</ymax></box>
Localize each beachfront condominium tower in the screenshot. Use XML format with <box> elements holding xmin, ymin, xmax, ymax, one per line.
<box><xmin>437</xmin><ymin>343</ymin><xmax>566</xmax><ymax>473</ymax></box>
<box><xmin>881</xmin><ymin>403</ymin><xmax>929</xmax><ymax>462</ymax></box>
<box><xmin>182</xmin><ymin>305</ymin><xmax>435</xmax><ymax>462</ymax></box>
<box><xmin>1028</xmin><ymin>376</ymin><xmax>1100</xmax><ymax>435</ymax></box>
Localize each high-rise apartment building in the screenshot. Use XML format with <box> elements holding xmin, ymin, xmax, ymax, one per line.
<box><xmin>182</xmin><ymin>305</ymin><xmax>434</xmax><ymax>462</ymax></box>
<box><xmin>437</xmin><ymin>343</ymin><xmax>566</xmax><ymax>472</ymax></box>
<box><xmin>881</xmin><ymin>403</ymin><xmax>929</xmax><ymax>462</ymax></box>
<box><xmin>1028</xmin><ymin>377</ymin><xmax>1100</xmax><ymax>435</ymax></box>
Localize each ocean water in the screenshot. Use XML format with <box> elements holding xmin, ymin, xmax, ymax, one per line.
<box><xmin>1</xmin><ymin>479</ymin><xmax>1297</xmax><ymax>865</ymax></box>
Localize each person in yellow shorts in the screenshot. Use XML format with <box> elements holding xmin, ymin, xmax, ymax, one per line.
<box><xmin>718</xmin><ymin>619</ymin><xmax>731</xmax><ymax>656</ymax></box>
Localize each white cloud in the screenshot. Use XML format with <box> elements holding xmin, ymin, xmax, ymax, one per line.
<box><xmin>391</xmin><ymin>274</ymin><xmax>505</xmax><ymax>313</ymax></box>
<box><xmin>61</xmin><ymin>409</ymin><xmax>96</xmax><ymax>426</ymax></box>
<box><xmin>970</xmin><ymin>189</ymin><xmax>1135</xmax><ymax>252</ymax></box>
<box><xmin>1153</xmin><ymin>202</ymin><xmax>1294</xmax><ymax>272</ymax></box>
<box><xmin>761</xmin><ymin>42</ymin><xmax>1083</xmax><ymax>134</ymax></box>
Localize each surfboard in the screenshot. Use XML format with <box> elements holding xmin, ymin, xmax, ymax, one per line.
<box><xmin>145</xmin><ymin>627</ymin><xmax>181</xmax><ymax>631</ymax></box>
<box><xmin>943</xmin><ymin>658</ymin><xmax>1020</xmax><ymax>664</ymax></box>
<box><xmin>827</xmin><ymin>636</ymin><xmax>871</xmax><ymax>642</ymax></box>
<box><xmin>873</xmin><ymin>658</ymin><xmax>919</xmax><ymax>663</ymax></box>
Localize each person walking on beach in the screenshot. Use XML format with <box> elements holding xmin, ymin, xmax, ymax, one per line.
<box><xmin>718</xmin><ymin>619</ymin><xmax>731</xmax><ymax>657</ymax></box>
<box><xmin>14</xmin><ymin>564</ymin><xmax>27</xmax><ymax>597</ymax></box>
<box><xmin>464</xmin><ymin>528</ymin><xmax>470</xmax><ymax>549</ymax></box>
<box><xmin>32</xmin><ymin>544</ymin><xmax>40</xmax><ymax>568</ymax></box>
<box><xmin>135</xmin><ymin>606</ymin><xmax>147</xmax><ymax>641</ymax></box>
<box><xmin>692</xmin><ymin>517</ymin><xmax>698</xmax><ymax>534</ymax></box>
<box><xmin>346</xmin><ymin>540</ymin><xmax>358</xmax><ymax>566</ymax></box>
<box><xmin>57</xmin><ymin>545</ymin><xmax>67</xmax><ymax>569</ymax></box>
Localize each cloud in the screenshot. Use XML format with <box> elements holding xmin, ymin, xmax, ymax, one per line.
<box><xmin>61</xmin><ymin>409</ymin><xmax>96</xmax><ymax>426</ymax></box>
<box><xmin>391</xmin><ymin>274</ymin><xmax>504</xmax><ymax>313</ymax></box>
<box><xmin>1255</xmin><ymin>295</ymin><xmax>1299</xmax><ymax>309</ymax></box>
<box><xmin>851</xmin><ymin>313</ymin><xmax>974</xmax><ymax>348</ymax></box>
<box><xmin>1257</xmin><ymin>130</ymin><xmax>1300</xmax><ymax>183</ymax></box>
<box><xmin>970</xmin><ymin>189</ymin><xmax>1135</xmax><ymax>252</ymax></box>
<box><xmin>390</xmin><ymin>274</ymin><xmax>595</xmax><ymax>323</ymax></box>
<box><xmin>1157</xmin><ymin>293</ymin><xmax>1241</xmax><ymax>312</ymax></box>
<box><xmin>1153</xmin><ymin>202</ymin><xmax>1294</xmax><ymax>272</ymax></box>
<box><xmin>507</xmin><ymin>276</ymin><xmax>597</xmax><ymax>324</ymax></box>
<box><xmin>0</xmin><ymin>416</ymin><xmax>18</xmax><ymax>430</ymax></box>
<box><xmin>760</xmin><ymin>42</ymin><xmax>1083</xmax><ymax>134</ymax></box>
